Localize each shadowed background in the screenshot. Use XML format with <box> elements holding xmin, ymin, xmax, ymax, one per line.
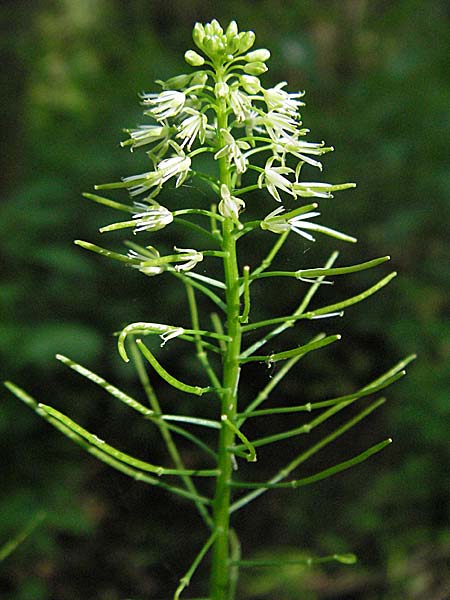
<box><xmin>1</xmin><ymin>1</ymin><xmax>448</xmax><ymax>598</ymax></box>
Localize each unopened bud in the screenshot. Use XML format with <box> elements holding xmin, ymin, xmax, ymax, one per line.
<box><xmin>240</xmin><ymin>74</ymin><xmax>261</xmax><ymax>94</ymax></box>
<box><xmin>244</xmin><ymin>48</ymin><xmax>271</xmax><ymax>62</ymax></box>
<box><xmin>190</xmin><ymin>71</ymin><xmax>208</xmax><ymax>87</ymax></box>
<box><xmin>158</xmin><ymin>74</ymin><xmax>191</xmax><ymax>90</ymax></box>
<box><xmin>203</xmin><ymin>34</ymin><xmax>222</xmax><ymax>56</ymax></box>
<box><xmin>192</xmin><ymin>23</ymin><xmax>205</xmax><ymax>49</ymax></box>
<box><xmin>214</xmin><ymin>81</ymin><xmax>229</xmax><ymax>99</ymax></box>
<box><xmin>243</xmin><ymin>61</ymin><xmax>268</xmax><ymax>76</ymax></box>
<box><xmin>226</xmin><ymin>20</ymin><xmax>238</xmax><ymax>39</ymax></box>
<box><xmin>210</xmin><ymin>19</ymin><xmax>224</xmax><ymax>36</ymax></box>
<box><xmin>184</xmin><ymin>49</ymin><xmax>205</xmax><ymax>66</ymax></box>
<box><xmin>238</xmin><ymin>31</ymin><xmax>256</xmax><ymax>53</ymax></box>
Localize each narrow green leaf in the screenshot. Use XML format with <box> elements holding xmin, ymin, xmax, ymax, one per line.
<box><xmin>173</xmin><ymin>271</ymin><xmax>227</xmax><ymax>313</ymax></box>
<box><xmin>231</xmin><ymin>553</ymin><xmax>357</xmax><ymax>568</ymax></box>
<box><xmin>99</xmin><ymin>219</ymin><xmax>138</xmax><ymax>233</ymax></box>
<box><xmin>231</xmin><ymin>398</ymin><xmax>386</xmax><ymax>513</ymax></box>
<box><xmin>82</xmin><ymin>192</ymin><xmax>134</xmax><ymax>213</ymax></box>
<box><xmin>74</xmin><ymin>240</ymin><xmax>140</xmax><ymax>264</ymax></box>
<box><xmin>173</xmin><ymin>532</ymin><xmax>217</xmax><ymax>599</ymax></box>
<box><xmin>56</xmin><ymin>354</ymin><xmax>154</xmax><ymax>416</ymax></box>
<box><xmin>240</xmin><ymin>370</ymin><xmax>405</xmax><ymax>418</ymax></box>
<box><xmin>240</xmin><ymin>252</ymin><xmax>339</xmax><ymax>345</ymax></box>
<box><xmin>296</xmin><ymin>256</ymin><xmax>391</xmax><ymax>279</ymax></box>
<box><xmin>240</xmin><ymin>334</ymin><xmax>340</xmax><ymax>364</ymax></box>
<box><xmin>222</xmin><ymin>416</ymin><xmax>257</xmax><ymax>462</ymax></box>
<box><xmin>4</xmin><ymin>382</ymin><xmax>212</xmax><ymax>503</ymax></box>
<box><xmin>137</xmin><ymin>339</ymin><xmax>213</xmax><ymax>396</ymax></box>
<box><xmin>0</xmin><ymin>512</ymin><xmax>46</xmax><ymax>562</ymax></box>
<box><xmin>39</xmin><ymin>403</ymin><xmax>217</xmax><ymax>477</ymax></box>
<box><xmin>163</xmin><ymin>422</ymin><xmax>218</xmax><ymax>460</ymax></box>
<box><xmin>304</xmin><ymin>271</ymin><xmax>397</xmax><ymax>318</ymax></box>
<box><xmin>230</xmin><ymin>438</ymin><xmax>392</xmax><ymax>488</ymax></box>
<box><xmin>239</xmin><ymin>265</ymin><xmax>251</xmax><ymax>323</ymax></box>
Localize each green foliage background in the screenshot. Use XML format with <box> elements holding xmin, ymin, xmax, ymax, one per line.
<box><xmin>1</xmin><ymin>1</ymin><xmax>448</xmax><ymax>598</ymax></box>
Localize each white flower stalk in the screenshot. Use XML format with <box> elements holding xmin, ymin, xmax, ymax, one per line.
<box><xmin>263</xmin><ymin>82</ymin><xmax>305</xmax><ymax>116</ymax></box>
<box><xmin>173</xmin><ymin>246</ymin><xmax>204</xmax><ymax>272</ymax></box>
<box><xmin>142</xmin><ymin>90</ymin><xmax>186</xmax><ymax>120</ymax></box>
<box><xmin>132</xmin><ymin>203</ymin><xmax>173</xmax><ymax>233</ymax></box>
<box><xmin>177</xmin><ymin>108</ymin><xmax>208</xmax><ymax>150</ymax></box>
<box><xmin>261</xmin><ymin>205</ymin><xmax>357</xmax><ymax>243</ymax></box>
<box><xmin>214</xmin><ymin>129</ymin><xmax>250</xmax><ymax>174</ymax></box>
<box><xmin>218</xmin><ymin>184</ymin><xmax>245</xmax><ymax>227</ymax></box>
<box><xmin>258</xmin><ymin>156</ymin><xmax>295</xmax><ymax>202</ymax></box>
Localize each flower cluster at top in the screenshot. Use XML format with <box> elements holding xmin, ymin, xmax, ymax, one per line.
<box><xmin>95</xmin><ymin>19</ymin><xmax>356</xmax><ymax>272</ymax></box>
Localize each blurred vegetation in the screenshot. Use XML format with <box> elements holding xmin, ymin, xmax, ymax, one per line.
<box><xmin>1</xmin><ymin>1</ymin><xmax>448</xmax><ymax>598</ymax></box>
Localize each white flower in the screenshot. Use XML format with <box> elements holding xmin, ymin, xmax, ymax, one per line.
<box><xmin>157</xmin><ymin>153</ymin><xmax>191</xmax><ymax>187</ymax></box>
<box><xmin>261</xmin><ymin>205</ymin><xmax>357</xmax><ymax>243</ymax></box>
<box><xmin>132</xmin><ymin>203</ymin><xmax>173</xmax><ymax>233</ymax></box>
<box><xmin>121</xmin><ymin>124</ymin><xmax>171</xmax><ymax>150</ymax></box>
<box><xmin>230</xmin><ymin>87</ymin><xmax>253</xmax><ymax>122</ymax></box>
<box><xmin>292</xmin><ymin>181</ymin><xmax>356</xmax><ymax>199</ymax></box>
<box><xmin>263</xmin><ymin>82</ymin><xmax>305</xmax><ymax>116</ymax></box>
<box><xmin>128</xmin><ymin>246</ymin><xmax>164</xmax><ymax>277</ymax></box>
<box><xmin>218</xmin><ymin>184</ymin><xmax>245</xmax><ymax>227</ymax></box>
<box><xmin>123</xmin><ymin>171</ymin><xmax>163</xmax><ymax>197</ymax></box>
<box><xmin>176</xmin><ymin>108</ymin><xmax>208</xmax><ymax>150</ymax></box>
<box><xmin>275</xmin><ymin>137</ymin><xmax>334</xmax><ymax>170</ymax></box>
<box><xmin>260</xmin><ymin>110</ymin><xmax>299</xmax><ymax>141</ymax></box>
<box><xmin>173</xmin><ymin>246</ymin><xmax>204</xmax><ymax>272</ymax></box>
<box><xmin>258</xmin><ymin>157</ymin><xmax>295</xmax><ymax>202</ymax></box>
<box><xmin>214</xmin><ymin>129</ymin><xmax>250</xmax><ymax>174</ymax></box>
<box><xmin>142</xmin><ymin>90</ymin><xmax>186</xmax><ymax>120</ymax></box>
<box><xmin>121</xmin><ymin>150</ymin><xmax>191</xmax><ymax>198</ymax></box>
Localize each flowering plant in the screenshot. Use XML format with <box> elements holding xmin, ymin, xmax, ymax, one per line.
<box><xmin>5</xmin><ymin>19</ymin><xmax>414</xmax><ymax>600</ymax></box>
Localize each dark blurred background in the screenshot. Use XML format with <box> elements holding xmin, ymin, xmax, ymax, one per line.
<box><xmin>1</xmin><ymin>1</ymin><xmax>448</xmax><ymax>599</ymax></box>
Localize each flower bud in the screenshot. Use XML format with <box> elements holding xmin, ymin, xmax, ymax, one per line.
<box><xmin>226</xmin><ymin>20</ymin><xmax>238</xmax><ymax>40</ymax></box>
<box><xmin>238</xmin><ymin>31</ymin><xmax>256</xmax><ymax>53</ymax></box>
<box><xmin>209</xmin><ymin>19</ymin><xmax>224</xmax><ymax>36</ymax></box>
<box><xmin>214</xmin><ymin>81</ymin><xmax>229</xmax><ymax>99</ymax></box>
<box><xmin>158</xmin><ymin>74</ymin><xmax>191</xmax><ymax>90</ymax></box>
<box><xmin>243</xmin><ymin>61</ymin><xmax>268</xmax><ymax>76</ymax></box>
<box><xmin>203</xmin><ymin>34</ymin><xmax>222</xmax><ymax>56</ymax></box>
<box><xmin>184</xmin><ymin>49</ymin><xmax>205</xmax><ymax>66</ymax></box>
<box><xmin>190</xmin><ymin>71</ymin><xmax>208</xmax><ymax>87</ymax></box>
<box><xmin>192</xmin><ymin>22</ymin><xmax>205</xmax><ymax>49</ymax></box>
<box><xmin>243</xmin><ymin>48</ymin><xmax>271</xmax><ymax>62</ymax></box>
<box><xmin>240</xmin><ymin>74</ymin><xmax>261</xmax><ymax>94</ymax></box>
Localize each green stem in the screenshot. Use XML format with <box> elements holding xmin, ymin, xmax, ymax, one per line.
<box><xmin>209</xmin><ymin>76</ymin><xmax>242</xmax><ymax>600</ymax></box>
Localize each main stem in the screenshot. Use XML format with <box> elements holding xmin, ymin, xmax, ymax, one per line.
<box><xmin>209</xmin><ymin>69</ymin><xmax>242</xmax><ymax>600</ymax></box>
